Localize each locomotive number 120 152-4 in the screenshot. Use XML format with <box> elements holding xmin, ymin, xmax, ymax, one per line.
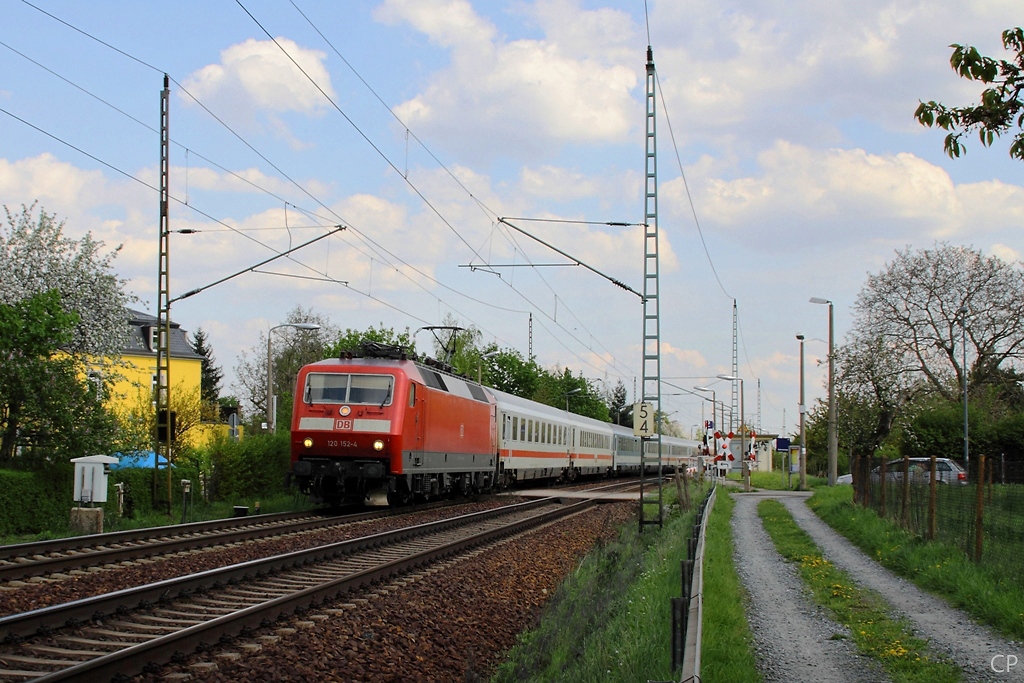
<box><xmin>326</xmin><ymin>440</ymin><xmax>358</xmax><ymax>448</ymax></box>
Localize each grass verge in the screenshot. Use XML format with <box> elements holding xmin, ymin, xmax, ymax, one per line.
<box><xmin>758</xmin><ymin>498</ymin><xmax>961</xmax><ymax>683</ymax></box>
<box><xmin>726</xmin><ymin>470</ymin><xmax>828</xmax><ymax>490</ymax></box>
<box><xmin>492</xmin><ymin>484</ymin><xmax>716</xmax><ymax>682</ymax></box>
<box><xmin>808</xmin><ymin>485</ymin><xmax>1024</xmax><ymax>640</ymax></box>
<box><xmin>700</xmin><ymin>491</ymin><xmax>762</xmax><ymax>683</ymax></box>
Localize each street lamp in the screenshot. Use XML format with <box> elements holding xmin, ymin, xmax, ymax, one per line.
<box><xmin>267</xmin><ymin>322</ymin><xmax>320</xmax><ymax>432</ymax></box>
<box><xmin>717</xmin><ymin>374</ymin><xmax>747</xmax><ymax>490</ymax></box>
<box><xmin>478</xmin><ymin>350</ymin><xmax>500</xmax><ymax>383</ymax></box>
<box><xmin>810</xmin><ymin>297</ymin><xmax>837</xmax><ymax>486</ymax></box>
<box><xmin>796</xmin><ymin>334</ymin><xmax>807</xmax><ymax>490</ymax></box>
<box><xmin>693</xmin><ymin>386</ymin><xmax>721</xmax><ymax>431</ymax></box>
<box><xmin>563</xmin><ymin>387</ymin><xmax>582</xmax><ymax>413</ymax></box>
<box><xmin>960</xmin><ymin>306</ymin><xmax>969</xmax><ymax>479</ymax></box>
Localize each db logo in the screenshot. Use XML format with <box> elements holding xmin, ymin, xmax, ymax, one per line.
<box><xmin>991</xmin><ymin>654</ymin><xmax>1019</xmax><ymax>672</ymax></box>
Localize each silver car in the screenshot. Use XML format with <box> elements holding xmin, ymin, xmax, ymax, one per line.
<box><xmin>875</xmin><ymin>457</ymin><xmax>968</xmax><ymax>485</ymax></box>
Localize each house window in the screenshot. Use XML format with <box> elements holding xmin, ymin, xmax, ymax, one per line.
<box><xmin>149</xmin><ymin>326</ymin><xmax>159</xmax><ymax>351</ymax></box>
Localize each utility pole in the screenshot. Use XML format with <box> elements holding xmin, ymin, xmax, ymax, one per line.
<box><xmin>156</xmin><ymin>74</ymin><xmax>172</xmax><ymax>514</ymax></box>
<box><xmin>731</xmin><ymin>300</ymin><xmax>739</xmax><ymax>433</ymax></box>
<box><xmin>797</xmin><ymin>334</ymin><xmax>807</xmax><ymax>490</ymax></box>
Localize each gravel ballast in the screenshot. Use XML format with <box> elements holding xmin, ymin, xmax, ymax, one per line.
<box><xmin>138</xmin><ymin>502</ymin><xmax>635</xmax><ymax>682</ymax></box>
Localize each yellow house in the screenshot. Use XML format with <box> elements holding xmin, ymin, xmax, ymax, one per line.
<box><xmin>88</xmin><ymin>310</ymin><xmax>236</xmax><ymax>449</ymax></box>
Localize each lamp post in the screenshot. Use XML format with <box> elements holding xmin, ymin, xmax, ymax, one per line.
<box><xmin>563</xmin><ymin>387</ymin><xmax>582</xmax><ymax>413</ymax></box>
<box><xmin>717</xmin><ymin>374</ymin><xmax>746</xmax><ymax>490</ymax></box>
<box><xmin>796</xmin><ymin>335</ymin><xmax>807</xmax><ymax>490</ymax></box>
<box><xmin>267</xmin><ymin>322</ymin><xmax>320</xmax><ymax>433</ymax></box>
<box><xmin>693</xmin><ymin>387</ymin><xmax>719</xmax><ymax>430</ymax></box>
<box><xmin>478</xmin><ymin>350</ymin><xmax>500</xmax><ymax>383</ymax></box>
<box><xmin>960</xmin><ymin>306</ymin><xmax>970</xmax><ymax>479</ymax></box>
<box><xmin>811</xmin><ymin>297</ymin><xmax>837</xmax><ymax>486</ymax></box>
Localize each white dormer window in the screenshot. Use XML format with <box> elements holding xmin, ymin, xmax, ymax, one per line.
<box><xmin>149</xmin><ymin>326</ymin><xmax>159</xmax><ymax>351</ymax></box>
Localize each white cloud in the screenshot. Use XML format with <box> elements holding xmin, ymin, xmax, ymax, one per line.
<box><xmin>180</xmin><ymin>38</ymin><xmax>335</xmax><ymax>119</ymax></box>
<box><xmin>378</xmin><ymin>0</ymin><xmax>639</xmax><ymax>158</ymax></box>
<box><xmin>519</xmin><ymin>165</ymin><xmax>598</xmax><ymax>199</ymax></box>
<box><xmin>990</xmin><ymin>243</ymin><xmax>1020</xmax><ymax>263</ymax></box>
<box><xmin>669</xmin><ymin>141</ymin><xmax>1024</xmax><ymax>253</ymax></box>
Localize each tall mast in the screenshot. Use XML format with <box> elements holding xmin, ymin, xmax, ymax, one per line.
<box><xmin>639</xmin><ymin>46</ymin><xmax>663</xmax><ymax>531</ymax></box>
<box><xmin>156</xmin><ymin>74</ymin><xmax>172</xmax><ymax>514</ymax></box>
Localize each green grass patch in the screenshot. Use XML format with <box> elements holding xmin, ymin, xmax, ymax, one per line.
<box><xmin>0</xmin><ymin>491</ymin><xmax>311</xmax><ymax>545</ymax></box>
<box><xmin>758</xmin><ymin>499</ymin><xmax>961</xmax><ymax>683</ymax></box>
<box><xmin>700</xmin><ymin>491</ymin><xmax>762</xmax><ymax>683</ymax></box>
<box><xmin>726</xmin><ymin>470</ymin><xmax>828</xmax><ymax>490</ymax></box>
<box><xmin>808</xmin><ymin>486</ymin><xmax>1024</xmax><ymax>640</ymax></box>
<box><xmin>492</xmin><ymin>484</ymin><xmax>710</xmax><ymax>682</ymax></box>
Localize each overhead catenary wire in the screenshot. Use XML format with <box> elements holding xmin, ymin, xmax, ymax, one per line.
<box><xmin>5</xmin><ymin>10</ymin><xmax>530</xmax><ymax>340</ymax></box>
<box><xmin>17</xmin><ymin>0</ymin><xmax>641</xmax><ymax>380</ymax></box>
<box><xmin>282</xmin><ymin>0</ymin><xmax>638</xmax><ymax>376</ymax></box>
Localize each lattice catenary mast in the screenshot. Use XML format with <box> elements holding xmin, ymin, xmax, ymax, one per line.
<box><xmin>638</xmin><ymin>46</ymin><xmax>663</xmax><ymax>531</ymax></box>
<box><xmin>156</xmin><ymin>74</ymin><xmax>172</xmax><ymax>514</ymax></box>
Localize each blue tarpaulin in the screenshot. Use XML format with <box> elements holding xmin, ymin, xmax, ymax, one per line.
<box><xmin>110</xmin><ymin>451</ymin><xmax>169</xmax><ymax>469</ymax></box>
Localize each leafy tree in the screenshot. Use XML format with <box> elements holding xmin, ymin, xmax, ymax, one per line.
<box><xmin>915</xmin><ymin>28</ymin><xmax>1024</xmax><ymax>160</ymax></box>
<box><xmin>0</xmin><ymin>204</ymin><xmax>131</xmax><ymax>356</ymax></box>
<box><xmin>330</xmin><ymin>324</ymin><xmax>416</xmax><ymax>356</ymax></box>
<box><xmin>852</xmin><ymin>244</ymin><xmax>1024</xmax><ymax>402</ymax></box>
<box><xmin>0</xmin><ymin>290</ymin><xmax>117</xmax><ymax>463</ymax></box>
<box><xmin>534</xmin><ymin>367</ymin><xmax>610</xmax><ymax>422</ymax></box>
<box><xmin>113</xmin><ymin>382</ymin><xmax>205</xmax><ymax>453</ymax></box>
<box><xmin>190</xmin><ymin>327</ymin><xmax>223</xmax><ymax>405</ymax></box>
<box><xmin>485</xmin><ymin>347</ymin><xmax>542</xmax><ymax>397</ymax></box>
<box><xmin>607</xmin><ymin>380</ymin><xmax>633</xmax><ymax>427</ymax></box>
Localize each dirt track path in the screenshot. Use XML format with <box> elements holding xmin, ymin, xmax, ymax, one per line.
<box><xmin>732</xmin><ymin>489</ymin><xmax>1023</xmax><ymax>683</ymax></box>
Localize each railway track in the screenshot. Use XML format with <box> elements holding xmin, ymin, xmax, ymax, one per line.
<box><xmin>0</xmin><ymin>494</ymin><xmax>599</xmax><ymax>682</ymax></box>
<box><xmin>0</xmin><ymin>503</ymin><xmax>462</xmax><ymax>584</ymax></box>
<box><xmin>0</xmin><ymin>477</ymin><xmax>647</xmax><ymax>586</ymax></box>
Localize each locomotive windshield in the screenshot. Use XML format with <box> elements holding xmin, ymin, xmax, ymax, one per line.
<box><xmin>304</xmin><ymin>373</ymin><xmax>394</xmax><ymax>405</ymax></box>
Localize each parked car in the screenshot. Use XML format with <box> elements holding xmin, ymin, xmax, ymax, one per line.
<box><xmin>873</xmin><ymin>457</ymin><xmax>967</xmax><ymax>485</ymax></box>
<box><xmin>836</xmin><ymin>473</ymin><xmax>852</xmax><ymax>485</ymax></box>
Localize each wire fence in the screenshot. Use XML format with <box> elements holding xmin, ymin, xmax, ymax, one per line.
<box><xmin>856</xmin><ymin>455</ymin><xmax>1024</xmax><ymax>578</ymax></box>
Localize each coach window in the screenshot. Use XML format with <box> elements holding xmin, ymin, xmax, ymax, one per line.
<box><xmin>520</xmin><ymin>419</ymin><xmax>526</xmax><ymax>441</ymax></box>
<box><xmin>547</xmin><ymin>424</ymin><xmax>552</xmax><ymax>444</ymax></box>
<box><xmin>512</xmin><ymin>417</ymin><xmax>519</xmax><ymax>441</ymax></box>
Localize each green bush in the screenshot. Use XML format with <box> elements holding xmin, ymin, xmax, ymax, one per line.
<box><xmin>207</xmin><ymin>432</ymin><xmax>291</xmax><ymax>501</ymax></box>
<box><xmin>0</xmin><ymin>465</ymin><xmax>74</xmax><ymax>536</ymax></box>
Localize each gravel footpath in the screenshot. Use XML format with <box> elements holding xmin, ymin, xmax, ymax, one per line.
<box><xmin>731</xmin><ymin>491</ymin><xmax>889</xmax><ymax>683</ymax></box>
<box><xmin>777</xmin><ymin>494</ymin><xmax>1023</xmax><ymax>683</ymax></box>
<box><xmin>733</xmin><ymin>489</ymin><xmax>1022</xmax><ymax>683</ymax></box>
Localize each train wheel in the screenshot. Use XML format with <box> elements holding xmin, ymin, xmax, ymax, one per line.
<box><xmin>388</xmin><ymin>480</ymin><xmax>412</xmax><ymax>507</ymax></box>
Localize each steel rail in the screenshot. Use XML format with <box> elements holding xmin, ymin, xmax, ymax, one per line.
<box><xmin>0</xmin><ymin>502</ymin><xmax>459</xmax><ymax>582</ymax></box>
<box><xmin>0</xmin><ymin>497</ymin><xmax>559</xmax><ymax>641</ymax></box>
<box><xmin>8</xmin><ymin>496</ymin><xmax>584</xmax><ymax>682</ymax></box>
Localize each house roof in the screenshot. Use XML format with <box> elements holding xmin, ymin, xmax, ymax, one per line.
<box><xmin>125</xmin><ymin>309</ymin><xmax>203</xmax><ymax>360</ymax></box>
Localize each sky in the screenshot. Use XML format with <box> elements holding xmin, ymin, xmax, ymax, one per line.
<box><xmin>2</xmin><ymin>0</ymin><xmax>1023</xmax><ymax>439</ymax></box>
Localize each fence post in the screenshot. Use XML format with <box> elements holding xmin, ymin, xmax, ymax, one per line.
<box><xmin>879</xmin><ymin>456</ymin><xmax>887</xmax><ymax>518</ymax></box>
<box><xmin>988</xmin><ymin>458</ymin><xmax>993</xmax><ymax>505</ymax></box>
<box><xmin>928</xmin><ymin>454</ymin><xmax>937</xmax><ymax>541</ymax></box>
<box><xmin>671</xmin><ymin>597</ymin><xmax>685</xmax><ymax>670</ymax></box>
<box><xmin>975</xmin><ymin>455</ymin><xmax>985</xmax><ymax>563</ymax></box>
<box><xmin>901</xmin><ymin>455</ymin><xmax>910</xmax><ymax>529</ymax></box>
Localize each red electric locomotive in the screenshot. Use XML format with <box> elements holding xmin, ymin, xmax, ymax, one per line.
<box><xmin>290</xmin><ymin>344</ymin><xmax>498</xmax><ymax>506</ymax></box>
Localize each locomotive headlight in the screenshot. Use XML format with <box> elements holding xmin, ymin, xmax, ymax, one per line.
<box><xmin>303</xmin><ymin>438</ymin><xmax>313</xmax><ymax>449</ymax></box>
<box><xmin>373</xmin><ymin>440</ymin><xmax>385</xmax><ymax>451</ymax></box>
